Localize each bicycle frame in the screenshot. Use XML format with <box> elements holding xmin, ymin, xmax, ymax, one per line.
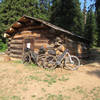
<box><xmin>56</xmin><ymin>49</ymin><xmax>72</xmax><ymax>66</ymax></box>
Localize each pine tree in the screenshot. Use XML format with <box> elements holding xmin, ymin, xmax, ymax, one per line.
<box><xmin>50</xmin><ymin>0</ymin><xmax>84</xmax><ymax>36</ymax></box>
<box><xmin>0</xmin><ymin>0</ymin><xmax>52</xmax><ymax>35</ymax></box>
<box><xmin>84</xmin><ymin>9</ymin><xmax>98</xmax><ymax>47</ymax></box>
<box><xmin>0</xmin><ymin>0</ymin><xmax>52</xmax><ymax>50</ymax></box>
<box><xmin>95</xmin><ymin>0</ymin><xmax>100</xmax><ymax>47</ymax></box>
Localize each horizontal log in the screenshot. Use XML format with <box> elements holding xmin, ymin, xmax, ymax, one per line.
<box><xmin>10</xmin><ymin>39</ymin><xmax>23</xmax><ymax>44</ymax></box>
<box><xmin>19</xmin><ymin>25</ymin><xmax>46</xmax><ymax>31</ymax></box>
<box><xmin>6</xmin><ymin>27</ymin><xmax>15</xmax><ymax>34</ymax></box>
<box><xmin>4</xmin><ymin>33</ymin><xmax>10</xmax><ymax>38</ymax></box>
<box><xmin>10</xmin><ymin>55</ymin><xmax>22</xmax><ymax>59</ymax></box>
<box><xmin>12</xmin><ymin>22</ymin><xmax>23</xmax><ymax>28</ymax></box>
<box><xmin>10</xmin><ymin>48</ymin><xmax>23</xmax><ymax>53</ymax></box>
<box><xmin>10</xmin><ymin>42</ymin><xmax>23</xmax><ymax>45</ymax></box>
<box><xmin>34</xmin><ymin>43</ymin><xmax>47</xmax><ymax>47</ymax></box>
<box><xmin>35</xmin><ymin>39</ymin><xmax>48</xmax><ymax>43</ymax></box>
<box><xmin>10</xmin><ymin>47</ymin><xmax>23</xmax><ymax>50</ymax></box>
<box><xmin>18</xmin><ymin>17</ymin><xmax>30</xmax><ymax>23</ymax></box>
<box><xmin>10</xmin><ymin>44</ymin><xmax>23</xmax><ymax>48</ymax></box>
<box><xmin>13</xmin><ymin>37</ymin><xmax>23</xmax><ymax>40</ymax></box>
<box><xmin>10</xmin><ymin>51</ymin><xmax>22</xmax><ymax>55</ymax></box>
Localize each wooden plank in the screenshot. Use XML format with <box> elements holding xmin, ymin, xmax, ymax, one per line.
<box><xmin>18</xmin><ymin>25</ymin><xmax>46</xmax><ymax>31</ymax></box>
<box><xmin>10</xmin><ymin>44</ymin><xmax>23</xmax><ymax>47</ymax></box>
<box><xmin>35</xmin><ymin>40</ymin><xmax>48</xmax><ymax>43</ymax></box>
<box><xmin>10</xmin><ymin>51</ymin><xmax>22</xmax><ymax>55</ymax></box>
<box><xmin>10</xmin><ymin>47</ymin><xmax>23</xmax><ymax>50</ymax></box>
<box><xmin>11</xmin><ymin>39</ymin><xmax>23</xmax><ymax>42</ymax></box>
<box><xmin>10</xmin><ymin>49</ymin><xmax>23</xmax><ymax>53</ymax></box>
<box><xmin>6</xmin><ymin>27</ymin><xmax>15</xmax><ymax>34</ymax></box>
<box><xmin>10</xmin><ymin>55</ymin><xmax>22</xmax><ymax>59</ymax></box>
<box><xmin>34</xmin><ymin>43</ymin><xmax>47</xmax><ymax>47</ymax></box>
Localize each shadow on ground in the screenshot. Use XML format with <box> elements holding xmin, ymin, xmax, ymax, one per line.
<box><xmin>81</xmin><ymin>48</ymin><xmax>100</xmax><ymax>66</ymax></box>
<box><xmin>87</xmin><ymin>70</ymin><xmax>100</xmax><ymax>78</ymax></box>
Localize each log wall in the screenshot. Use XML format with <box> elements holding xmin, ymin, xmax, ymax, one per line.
<box><xmin>7</xmin><ymin>25</ymin><xmax>89</xmax><ymax>59</ymax></box>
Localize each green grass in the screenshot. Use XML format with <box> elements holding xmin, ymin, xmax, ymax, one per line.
<box><xmin>43</xmin><ymin>75</ymin><xmax>57</xmax><ymax>85</ymax></box>
<box><xmin>41</xmin><ymin>88</ymin><xmax>46</xmax><ymax>92</ymax></box>
<box><xmin>31</xmin><ymin>95</ymin><xmax>36</xmax><ymax>98</ymax></box>
<box><xmin>27</xmin><ymin>75</ymin><xmax>42</xmax><ymax>81</ymax></box>
<box><xmin>0</xmin><ymin>96</ymin><xmax>10</xmax><ymax>100</ymax></box>
<box><xmin>46</xmin><ymin>94</ymin><xmax>70</xmax><ymax>100</ymax></box>
<box><xmin>11</xmin><ymin>96</ymin><xmax>21</xmax><ymax>100</ymax></box>
<box><xmin>12</xmin><ymin>60</ymin><xmax>22</xmax><ymax>64</ymax></box>
<box><xmin>58</xmin><ymin>75</ymin><xmax>69</xmax><ymax>81</ymax></box>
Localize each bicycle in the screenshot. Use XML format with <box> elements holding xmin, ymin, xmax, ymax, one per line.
<box><xmin>22</xmin><ymin>48</ymin><xmax>38</xmax><ymax>65</ymax></box>
<box><xmin>43</xmin><ymin>49</ymin><xmax>80</xmax><ymax>70</ymax></box>
<box><xmin>22</xmin><ymin>47</ymin><xmax>46</xmax><ymax>66</ymax></box>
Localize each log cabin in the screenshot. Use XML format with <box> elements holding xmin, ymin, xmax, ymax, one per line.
<box><xmin>4</xmin><ymin>15</ymin><xmax>90</xmax><ymax>60</ymax></box>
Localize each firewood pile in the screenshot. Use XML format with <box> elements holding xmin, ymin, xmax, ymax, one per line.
<box><xmin>46</xmin><ymin>37</ymin><xmax>66</xmax><ymax>55</ymax></box>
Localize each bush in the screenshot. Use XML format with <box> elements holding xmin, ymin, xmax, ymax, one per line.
<box><xmin>0</xmin><ymin>42</ymin><xmax>7</xmax><ymax>52</ymax></box>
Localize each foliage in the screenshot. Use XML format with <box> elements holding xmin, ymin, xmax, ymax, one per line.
<box><xmin>0</xmin><ymin>0</ymin><xmax>52</xmax><ymax>51</ymax></box>
<box><xmin>95</xmin><ymin>0</ymin><xmax>100</xmax><ymax>47</ymax></box>
<box><xmin>0</xmin><ymin>0</ymin><xmax>100</xmax><ymax>49</ymax></box>
<box><xmin>84</xmin><ymin>9</ymin><xmax>98</xmax><ymax>47</ymax></box>
<box><xmin>50</xmin><ymin>0</ymin><xmax>84</xmax><ymax>36</ymax></box>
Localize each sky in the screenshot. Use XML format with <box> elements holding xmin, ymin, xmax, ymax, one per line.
<box><xmin>80</xmin><ymin>0</ymin><xmax>95</xmax><ymax>10</ymax></box>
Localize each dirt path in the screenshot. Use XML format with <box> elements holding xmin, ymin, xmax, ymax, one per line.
<box><xmin>0</xmin><ymin>49</ymin><xmax>100</xmax><ymax>100</ymax></box>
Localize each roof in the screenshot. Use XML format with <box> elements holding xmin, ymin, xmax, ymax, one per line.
<box><xmin>4</xmin><ymin>15</ymin><xmax>90</xmax><ymax>43</ymax></box>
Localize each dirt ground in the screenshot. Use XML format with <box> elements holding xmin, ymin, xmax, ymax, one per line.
<box><xmin>0</xmin><ymin>48</ymin><xmax>100</xmax><ymax>100</ymax></box>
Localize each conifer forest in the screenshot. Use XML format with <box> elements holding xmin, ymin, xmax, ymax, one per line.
<box><xmin>0</xmin><ymin>0</ymin><xmax>99</xmax><ymax>51</ymax></box>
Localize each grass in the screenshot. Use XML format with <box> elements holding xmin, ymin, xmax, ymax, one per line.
<box><xmin>46</xmin><ymin>94</ymin><xmax>70</xmax><ymax>100</ymax></box>
<box><xmin>41</xmin><ymin>88</ymin><xmax>46</xmax><ymax>92</ymax></box>
<box><xmin>12</xmin><ymin>60</ymin><xmax>22</xmax><ymax>64</ymax></box>
<box><xmin>27</xmin><ymin>75</ymin><xmax>42</xmax><ymax>81</ymax></box>
<box><xmin>31</xmin><ymin>95</ymin><xmax>36</xmax><ymax>98</ymax></box>
<box><xmin>69</xmin><ymin>86</ymin><xmax>100</xmax><ymax>100</ymax></box>
<box><xmin>0</xmin><ymin>96</ymin><xmax>9</xmax><ymax>100</ymax></box>
<box><xmin>0</xmin><ymin>96</ymin><xmax>21</xmax><ymax>100</ymax></box>
<box><xmin>58</xmin><ymin>75</ymin><xmax>69</xmax><ymax>81</ymax></box>
<box><xmin>11</xmin><ymin>96</ymin><xmax>21</xmax><ymax>100</ymax></box>
<box><xmin>43</xmin><ymin>75</ymin><xmax>57</xmax><ymax>85</ymax></box>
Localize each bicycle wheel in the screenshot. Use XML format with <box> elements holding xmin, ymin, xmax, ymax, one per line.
<box><xmin>65</xmin><ymin>55</ymin><xmax>80</xmax><ymax>70</ymax></box>
<box><xmin>22</xmin><ymin>52</ymin><xmax>31</xmax><ymax>65</ymax></box>
<box><xmin>37</xmin><ymin>54</ymin><xmax>45</xmax><ymax>67</ymax></box>
<box><xmin>43</xmin><ymin>55</ymin><xmax>57</xmax><ymax>70</ymax></box>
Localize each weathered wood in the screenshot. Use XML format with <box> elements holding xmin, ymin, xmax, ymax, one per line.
<box><xmin>10</xmin><ymin>54</ymin><xmax>22</xmax><ymax>58</ymax></box>
<box><xmin>6</xmin><ymin>27</ymin><xmax>15</xmax><ymax>34</ymax></box>
<box><xmin>10</xmin><ymin>47</ymin><xmax>23</xmax><ymax>50</ymax></box>
<box><xmin>10</xmin><ymin>44</ymin><xmax>23</xmax><ymax>47</ymax></box>
<box><xmin>18</xmin><ymin>17</ymin><xmax>30</xmax><ymax>23</ymax></box>
<box><xmin>13</xmin><ymin>22</ymin><xmax>23</xmax><ymax>28</ymax></box>
<box><xmin>10</xmin><ymin>39</ymin><xmax>23</xmax><ymax>44</ymax></box>
<box><xmin>13</xmin><ymin>37</ymin><xmax>23</xmax><ymax>40</ymax></box>
<box><xmin>18</xmin><ymin>26</ymin><xmax>46</xmax><ymax>31</ymax></box>
<box><xmin>10</xmin><ymin>51</ymin><xmax>22</xmax><ymax>55</ymax></box>
<box><xmin>10</xmin><ymin>49</ymin><xmax>23</xmax><ymax>52</ymax></box>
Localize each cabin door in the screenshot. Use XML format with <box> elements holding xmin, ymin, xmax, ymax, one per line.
<box><xmin>23</xmin><ymin>37</ymin><xmax>34</xmax><ymax>51</ymax></box>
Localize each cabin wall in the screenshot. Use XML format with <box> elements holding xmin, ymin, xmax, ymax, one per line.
<box><xmin>8</xmin><ymin>29</ymin><xmax>89</xmax><ymax>59</ymax></box>
<box><xmin>8</xmin><ymin>30</ymin><xmax>50</xmax><ymax>58</ymax></box>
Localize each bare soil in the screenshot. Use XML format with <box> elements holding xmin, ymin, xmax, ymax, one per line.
<box><xmin>0</xmin><ymin>48</ymin><xmax>100</xmax><ymax>100</ymax></box>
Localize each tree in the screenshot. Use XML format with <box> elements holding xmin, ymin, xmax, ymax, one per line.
<box><xmin>95</xmin><ymin>0</ymin><xmax>100</xmax><ymax>46</ymax></box>
<box><xmin>84</xmin><ymin>9</ymin><xmax>98</xmax><ymax>47</ymax></box>
<box><xmin>50</xmin><ymin>0</ymin><xmax>84</xmax><ymax>36</ymax></box>
<box><xmin>0</xmin><ymin>0</ymin><xmax>52</xmax><ymax>50</ymax></box>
